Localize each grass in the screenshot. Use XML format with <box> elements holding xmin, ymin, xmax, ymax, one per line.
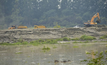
<box><xmin>15</xmin><ymin>51</ymin><xmax>22</xmax><ymax>54</ymax></box>
<box><xmin>30</xmin><ymin>39</ymin><xmax>59</xmax><ymax>46</ymax></box>
<box><xmin>64</xmin><ymin>42</ymin><xmax>70</xmax><ymax>44</ymax></box>
<box><xmin>71</xmin><ymin>38</ymin><xmax>80</xmax><ymax>41</ymax></box>
<box><xmin>0</xmin><ymin>41</ymin><xmax>29</xmax><ymax>45</ymax></box>
<box><xmin>100</xmin><ymin>34</ymin><xmax>107</xmax><ymax>39</ymax></box>
<box><xmin>42</xmin><ymin>46</ymin><xmax>50</xmax><ymax>50</ymax></box>
<box><xmin>0</xmin><ymin>37</ymin><xmax>73</xmax><ymax>46</ymax></box>
<box><xmin>53</xmin><ymin>46</ymin><xmax>57</xmax><ymax>49</ymax></box>
<box><xmin>73</xmin><ymin>41</ymin><xmax>80</xmax><ymax>43</ymax></box>
<box><xmin>80</xmin><ymin>35</ymin><xmax>96</xmax><ymax>40</ymax></box>
<box><xmin>100</xmin><ymin>41</ymin><xmax>107</xmax><ymax>42</ymax></box>
<box><xmin>0</xmin><ymin>38</ymin><xmax>63</xmax><ymax>46</ymax></box>
<box><xmin>0</xmin><ymin>35</ymin><xmax>104</xmax><ymax>45</ymax></box>
<box><xmin>71</xmin><ymin>35</ymin><xmax>96</xmax><ymax>41</ymax></box>
<box><xmin>42</xmin><ymin>46</ymin><xmax>50</xmax><ymax>52</ymax></box>
<box><xmin>73</xmin><ymin>41</ymin><xmax>89</xmax><ymax>43</ymax></box>
<box><xmin>73</xmin><ymin>46</ymin><xmax>79</xmax><ymax>48</ymax></box>
<box><xmin>62</xmin><ymin>37</ymin><xmax>71</xmax><ymax>41</ymax></box>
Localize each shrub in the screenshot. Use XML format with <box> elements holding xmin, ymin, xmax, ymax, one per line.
<box><xmin>81</xmin><ymin>50</ymin><xmax>107</xmax><ymax>65</ymax></box>
<box><xmin>42</xmin><ymin>46</ymin><xmax>50</xmax><ymax>51</ymax></box>
<box><xmin>53</xmin><ymin>22</ymin><xmax>61</xmax><ymax>28</ymax></box>
<box><xmin>54</xmin><ymin>25</ymin><xmax>61</xmax><ymax>28</ymax></box>
<box><xmin>80</xmin><ymin>35</ymin><xmax>96</xmax><ymax>40</ymax></box>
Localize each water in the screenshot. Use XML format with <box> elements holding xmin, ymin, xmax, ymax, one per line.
<box><xmin>0</xmin><ymin>43</ymin><xmax>107</xmax><ymax>65</ymax></box>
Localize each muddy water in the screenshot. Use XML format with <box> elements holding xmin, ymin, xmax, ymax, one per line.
<box><xmin>0</xmin><ymin>43</ymin><xmax>107</xmax><ymax>65</ymax></box>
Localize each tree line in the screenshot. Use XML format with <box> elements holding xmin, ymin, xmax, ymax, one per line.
<box><xmin>0</xmin><ymin>0</ymin><xmax>107</xmax><ymax>29</ymax></box>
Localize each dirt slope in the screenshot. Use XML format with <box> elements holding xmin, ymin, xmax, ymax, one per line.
<box><xmin>0</xmin><ymin>26</ymin><xmax>107</xmax><ymax>43</ymax></box>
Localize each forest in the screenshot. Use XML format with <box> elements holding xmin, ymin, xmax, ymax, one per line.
<box><xmin>0</xmin><ymin>0</ymin><xmax>107</xmax><ymax>29</ymax></box>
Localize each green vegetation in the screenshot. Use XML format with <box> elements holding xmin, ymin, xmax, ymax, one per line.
<box><xmin>106</xmin><ymin>45</ymin><xmax>107</xmax><ymax>47</ymax></box>
<box><xmin>42</xmin><ymin>46</ymin><xmax>50</xmax><ymax>50</ymax></box>
<box><xmin>15</xmin><ymin>41</ymin><xmax>28</xmax><ymax>45</ymax></box>
<box><xmin>53</xmin><ymin>22</ymin><xmax>61</xmax><ymax>28</ymax></box>
<box><xmin>1</xmin><ymin>35</ymin><xmax>107</xmax><ymax>45</ymax></box>
<box><xmin>64</xmin><ymin>42</ymin><xmax>70</xmax><ymax>44</ymax></box>
<box><xmin>71</xmin><ymin>35</ymin><xmax>96</xmax><ymax>43</ymax></box>
<box><xmin>100</xmin><ymin>35</ymin><xmax>107</xmax><ymax>39</ymax></box>
<box><xmin>81</xmin><ymin>50</ymin><xmax>107</xmax><ymax>65</ymax></box>
<box><xmin>71</xmin><ymin>35</ymin><xmax>96</xmax><ymax>41</ymax></box>
<box><xmin>0</xmin><ymin>0</ymin><xmax>107</xmax><ymax>29</ymax></box>
<box><xmin>53</xmin><ymin>46</ymin><xmax>57</xmax><ymax>49</ymax></box>
<box><xmin>62</xmin><ymin>37</ymin><xmax>71</xmax><ymax>41</ymax></box>
<box><xmin>100</xmin><ymin>41</ymin><xmax>107</xmax><ymax>43</ymax></box>
<box><xmin>0</xmin><ymin>41</ymin><xmax>29</xmax><ymax>45</ymax></box>
<box><xmin>73</xmin><ymin>46</ymin><xmax>79</xmax><ymax>48</ymax></box>
<box><xmin>73</xmin><ymin>41</ymin><xmax>81</xmax><ymax>43</ymax></box>
<box><xmin>73</xmin><ymin>41</ymin><xmax>89</xmax><ymax>43</ymax></box>
<box><xmin>28</xmin><ymin>37</ymin><xmax>71</xmax><ymax>45</ymax></box>
<box><xmin>28</xmin><ymin>39</ymin><xmax>59</xmax><ymax>46</ymax></box>
<box><xmin>0</xmin><ymin>38</ymin><xmax>64</xmax><ymax>45</ymax></box>
<box><xmin>71</xmin><ymin>38</ymin><xmax>80</xmax><ymax>41</ymax></box>
<box><xmin>15</xmin><ymin>51</ymin><xmax>22</xmax><ymax>54</ymax></box>
<box><xmin>42</xmin><ymin>46</ymin><xmax>50</xmax><ymax>52</ymax></box>
<box><xmin>80</xmin><ymin>35</ymin><xmax>96</xmax><ymax>40</ymax></box>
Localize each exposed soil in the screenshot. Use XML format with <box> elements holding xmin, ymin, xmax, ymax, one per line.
<box><xmin>0</xmin><ymin>26</ymin><xmax>107</xmax><ymax>43</ymax></box>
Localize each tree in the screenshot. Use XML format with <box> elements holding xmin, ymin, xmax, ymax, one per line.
<box><xmin>10</xmin><ymin>0</ymin><xmax>23</xmax><ymax>26</ymax></box>
<box><xmin>0</xmin><ymin>0</ymin><xmax>107</xmax><ymax>29</ymax></box>
<box><xmin>53</xmin><ymin>22</ymin><xmax>61</xmax><ymax>28</ymax></box>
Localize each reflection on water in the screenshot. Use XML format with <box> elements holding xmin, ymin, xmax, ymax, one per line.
<box><xmin>0</xmin><ymin>43</ymin><xmax>107</xmax><ymax>65</ymax></box>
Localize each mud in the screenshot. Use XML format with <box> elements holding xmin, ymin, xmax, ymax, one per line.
<box><xmin>0</xmin><ymin>26</ymin><xmax>107</xmax><ymax>43</ymax></box>
<box><xmin>0</xmin><ymin>43</ymin><xmax>107</xmax><ymax>65</ymax></box>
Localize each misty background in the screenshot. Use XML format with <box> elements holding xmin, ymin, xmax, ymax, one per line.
<box><xmin>0</xmin><ymin>0</ymin><xmax>107</xmax><ymax>29</ymax></box>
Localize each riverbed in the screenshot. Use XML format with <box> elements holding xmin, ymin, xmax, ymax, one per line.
<box><xmin>0</xmin><ymin>42</ymin><xmax>107</xmax><ymax>65</ymax></box>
